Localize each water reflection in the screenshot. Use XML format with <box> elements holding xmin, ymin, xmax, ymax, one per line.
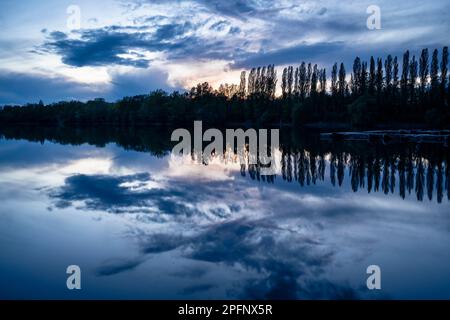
<box><xmin>1</xmin><ymin>125</ymin><xmax>448</xmax><ymax>203</ymax></box>
<box><xmin>1</xmin><ymin>126</ymin><xmax>450</xmax><ymax>299</ymax></box>
<box><xmin>275</xmin><ymin>145</ymin><xmax>450</xmax><ymax>203</ymax></box>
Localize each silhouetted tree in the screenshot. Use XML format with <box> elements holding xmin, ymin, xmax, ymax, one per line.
<box><xmin>401</xmin><ymin>50</ymin><xmax>410</xmax><ymax>110</ymax></box>
<box><xmin>409</xmin><ymin>55</ymin><xmax>418</xmax><ymax>108</ymax></box>
<box><xmin>352</xmin><ymin>57</ymin><xmax>362</xmax><ymax>95</ymax></box>
<box><xmin>338</xmin><ymin>63</ymin><xmax>346</xmax><ymax>98</ymax></box>
<box><xmin>419</xmin><ymin>48</ymin><xmax>429</xmax><ymax>107</ymax></box>
<box><xmin>393</xmin><ymin>56</ymin><xmax>399</xmax><ymax>101</ymax></box>
<box><xmin>287</xmin><ymin>66</ymin><xmax>294</xmax><ymax>97</ymax></box>
<box><xmin>239</xmin><ymin>71</ymin><xmax>246</xmax><ymax>98</ymax></box>
<box><xmin>376</xmin><ymin>58</ymin><xmax>384</xmax><ymax>105</ymax></box>
<box><xmin>361</xmin><ymin>62</ymin><xmax>367</xmax><ymax>94</ymax></box>
<box><xmin>440</xmin><ymin>47</ymin><xmax>448</xmax><ymax>107</ymax></box>
<box><xmin>369</xmin><ymin>56</ymin><xmax>376</xmax><ymax>95</ymax></box>
<box><xmin>385</xmin><ymin>55</ymin><xmax>393</xmax><ymax>98</ymax></box>
<box><xmin>430</xmin><ymin>48</ymin><xmax>439</xmax><ymax>108</ymax></box>
<box><xmin>298</xmin><ymin>62</ymin><xmax>307</xmax><ymax>100</ymax></box>
<box><xmin>281</xmin><ymin>67</ymin><xmax>288</xmax><ymax>98</ymax></box>
<box><xmin>331</xmin><ymin>63</ymin><xmax>338</xmax><ymax>98</ymax></box>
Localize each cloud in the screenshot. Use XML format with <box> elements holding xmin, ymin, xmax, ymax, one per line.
<box><xmin>48</xmin><ymin>172</ymin><xmax>228</xmax><ymax>216</ymax></box>
<box><xmin>209</xmin><ymin>20</ymin><xmax>230</xmax><ymax>32</ymax></box>
<box><xmin>43</xmin><ymin>27</ymin><xmax>155</xmax><ymax>68</ymax></box>
<box><xmin>95</xmin><ymin>257</ymin><xmax>145</xmax><ymax>276</ymax></box>
<box><xmin>107</xmin><ymin>67</ymin><xmax>175</xmax><ymax>99</ymax></box>
<box><xmin>196</xmin><ymin>0</ymin><xmax>256</xmax><ymax>20</ymax></box>
<box><xmin>0</xmin><ymin>66</ymin><xmax>175</xmax><ymax>105</ymax></box>
<box><xmin>49</xmin><ymin>172</ymin><xmax>190</xmax><ymax>214</ymax></box>
<box><xmin>154</xmin><ymin>22</ymin><xmax>193</xmax><ymax>39</ymax></box>
<box><xmin>2</xmin><ymin>0</ymin><xmax>450</xmax><ymax>105</ymax></box>
<box><xmin>134</xmin><ymin>0</ymin><xmax>302</xmax><ymax>21</ymax></box>
<box><xmin>181</xmin><ymin>284</ymin><xmax>217</xmax><ymax>295</ymax></box>
<box><xmin>46</xmin><ymin>168</ymin><xmax>363</xmax><ymax>298</ymax></box>
<box><xmin>41</xmin><ymin>22</ymin><xmax>237</xmax><ymax>68</ymax></box>
<box><xmin>0</xmin><ymin>70</ymin><xmax>101</xmax><ymax>105</ymax></box>
<box><xmin>41</xmin><ymin>23</ymin><xmax>196</xmax><ymax>68</ymax></box>
<box><xmin>232</xmin><ymin>42</ymin><xmax>346</xmax><ymax>68</ymax></box>
<box><xmin>135</xmin><ymin>218</ymin><xmax>359</xmax><ymax>299</ymax></box>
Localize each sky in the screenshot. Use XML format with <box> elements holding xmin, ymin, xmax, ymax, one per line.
<box><xmin>0</xmin><ymin>0</ymin><xmax>449</xmax><ymax>105</ymax></box>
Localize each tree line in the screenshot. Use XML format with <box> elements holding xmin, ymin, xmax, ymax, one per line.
<box><xmin>242</xmin><ymin>144</ymin><xmax>450</xmax><ymax>203</ymax></box>
<box><xmin>1</xmin><ymin>47</ymin><xmax>449</xmax><ymax>128</ymax></box>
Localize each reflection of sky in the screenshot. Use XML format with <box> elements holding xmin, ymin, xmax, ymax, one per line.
<box><xmin>1</xmin><ymin>138</ymin><xmax>450</xmax><ymax>299</ymax></box>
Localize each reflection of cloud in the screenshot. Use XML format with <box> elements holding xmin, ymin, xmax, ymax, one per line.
<box><xmin>166</xmin><ymin>148</ymin><xmax>283</xmax><ymax>180</ymax></box>
<box><xmin>48</xmin><ymin>168</ymin><xmax>361</xmax><ymax>298</ymax></box>
<box><xmin>44</xmin><ymin>145</ymin><xmax>448</xmax><ymax>299</ymax></box>
<box><xmin>95</xmin><ymin>257</ymin><xmax>144</xmax><ymax>276</ymax></box>
<box><xmin>135</xmin><ymin>218</ymin><xmax>358</xmax><ymax>299</ymax></box>
<box><xmin>141</xmin><ymin>234</ymin><xmax>185</xmax><ymax>254</ymax></box>
<box><xmin>49</xmin><ymin>172</ymin><xmax>199</xmax><ymax>215</ymax></box>
<box><xmin>48</xmin><ymin>162</ymin><xmax>436</xmax><ymax>298</ymax></box>
<box><xmin>60</xmin><ymin>158</ymin><xmax>112</xmax><ymax>175</ymax></box>
<box><xmin>242</xmin><ymin>276</ymin><xmax>357</xmax><ymax>300</ymax></box>
<box><xmin>181</xmin><ymin>284</ymin><xmax>217</xmax><ymax>295</ymax></box>
<box><xmin>170</xmin><ymin>266</ymin><xmax>209</xmax><ymax>279</ymax></box>
<box><xmin>167</xmin><ymin>154</ymin><xmax>240</xmax><ymax>181</ymax></box>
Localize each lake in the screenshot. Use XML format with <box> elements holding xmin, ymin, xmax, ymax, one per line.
<box><xmin>1</xmin><ymin>126</ymin><xmax>450</xmax><ymax>299</ymax></box>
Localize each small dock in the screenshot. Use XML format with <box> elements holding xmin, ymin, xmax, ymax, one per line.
<box><xmin>320</xmin><ymin>130</ymin><xmax>450</xmax><ymax>145</ymax></box>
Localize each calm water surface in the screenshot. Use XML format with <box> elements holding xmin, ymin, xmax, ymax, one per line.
<box><xmin>1</xmin><ymin>127</ymin><xmax>450</xmax><ymax>299</ymax></box>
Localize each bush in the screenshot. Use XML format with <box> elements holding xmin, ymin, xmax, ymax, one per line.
<box><xmin>425</xmin><ymin>108</ymin><xmax>443</xmax><ymax>128</ymax></box>
<box><xmin>347</xmin><ymin>95</ymin><xmax>376</xmax><ymax>128</ymax></box>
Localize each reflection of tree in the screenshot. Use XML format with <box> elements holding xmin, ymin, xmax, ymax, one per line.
<box><xmin>275</xmin><ymin>141</ymin><xmax>450</xmax><ymax>204</ymax></box>
<box><xmin>416</xmin><ymin>160</ymin><xmax>425</xmax><ymax>201</ymax></box>
<box><xmin>1</xmin><ymin>125</ymin><xmax>449</xmax><ymax>203</ymax></box>
<box><xmin>427</xmin><ymin>161</ymin><xmax>434</xmax><ymax>201</ymax></box>
<box><xmin>446</xmin><ymin>161</ymin><xmax>450</xmax><ymax>201</ymax></box>
<box><xmin>233</xmin><ymin>140</ymin><xmax>448</xmax><ymax>203</ymax></box>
